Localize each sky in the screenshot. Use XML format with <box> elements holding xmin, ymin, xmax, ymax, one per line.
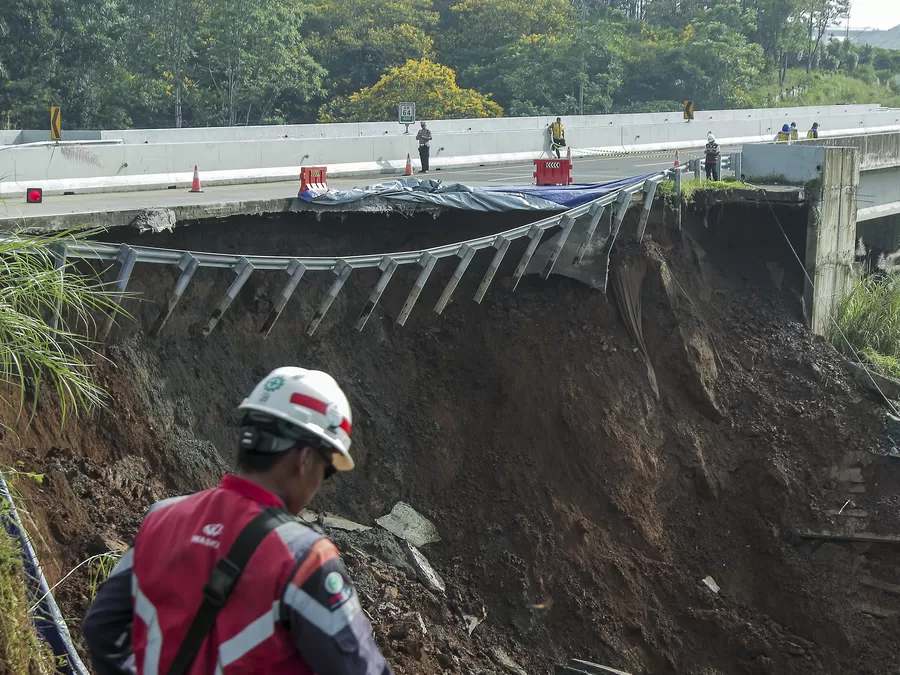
<box><xmin>842</xmin><ymin>0</ymin><xmax>900</xmax><ymax>31</ymax></box>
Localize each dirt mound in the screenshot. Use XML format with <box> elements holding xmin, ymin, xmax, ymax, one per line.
<box><xmin>3</xmin><ymin>207</ymin><xmax>900</xmax><ymax>674</ymax></box>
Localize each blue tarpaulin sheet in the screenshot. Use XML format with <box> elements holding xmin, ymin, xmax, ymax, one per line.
<box><xmin>297</xmin><ymin>174</ymin><xmax>658</xmax><ymax>212</ymax></box>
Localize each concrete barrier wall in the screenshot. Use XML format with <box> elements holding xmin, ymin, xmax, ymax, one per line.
<box><xmin>742</xmin><ymin>144</ymin><xmax>827</xmax><ymax>183</ymax></box>
<box><xmin>858</xmin><ymin>168</ymin><xmax>900</xmax><ymax>221</ymax></box>
<box><xmin>801</xmin><ymin>132</ymin><xmax>900</xmax><ymax>170</ymax></box>
<box><xmin>2</xmin><ymin>108</ymin><xmax>899</xmax><ymax>196</ymax></box>
<box><xmin>77</xmin><ymin>103</ymin><xmax>888</xmax><ymax>145</ymax></box>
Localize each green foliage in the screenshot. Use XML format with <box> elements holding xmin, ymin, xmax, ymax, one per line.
<box><xmin>0</xmin><ymin>231</ymin><xmax>128</xmax><ymax>425</ymax></box>
<box><xmin>320</xmin><ymin>59</ymin><xmax>502</xmax><ymax>122</ymax></box>
<box><xmin>657</xmin><ymin>177</ymin><xmax>752</xmax><ymax>208</ymax></box>
<box><xmin>828</xmin><ymin>273</ymin><xmax>900</xmax><ymax>380</ymax></box>
<box><xmin>2</xmin><ymin>0</ymin><xmax>900</xmax><ymax>127</ymax></box>
<box><xmin>0</xmin><ymin>527</ymin><xmax>57</xmax><ymax>673</ymax></box>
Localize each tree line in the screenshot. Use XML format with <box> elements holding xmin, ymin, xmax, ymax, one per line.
<box><xmin>2</xmin><ymin>0</ymin><xmax>900</xmax><ymax>129</ymax></box>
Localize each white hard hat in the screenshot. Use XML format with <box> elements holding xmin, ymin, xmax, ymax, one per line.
<box><xmin>707</xmin><ymin>133</ymin><xmax>716</xmax><ymax>142</ymax></box>
<box><xmin>238</xmin><ymin>367</ymin><xmax>354</xmax><ymax>471</ymax></box>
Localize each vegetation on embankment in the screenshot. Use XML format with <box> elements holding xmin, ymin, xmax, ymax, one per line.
<box><xmin>0</xmin><ymin>231</ymin><xmax>125</xmax><ymax>669</ymax></box>
<box><xmin>657</xmin><ymin>178</ymin><xmax>753</xmax><ymax>209</ymax></box>
<box><xmin>0</xmin><ymin>523</ymin><xmax>57</xmax><ymax>673</ymax></box>
<box><xmin>829</xmin><ymin>272</ymin><xmax>900</xmax><ymax>380</ymax></box>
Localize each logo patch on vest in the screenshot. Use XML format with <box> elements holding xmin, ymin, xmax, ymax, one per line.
<box><xmin>324</xmin><ymin>571</ymin><xmax>352</xmax><ymax>609</ymax></box>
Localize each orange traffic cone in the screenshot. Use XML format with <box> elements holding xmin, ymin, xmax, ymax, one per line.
<box><xmin>674</xmin><ymin>151</ymin><xmax>680</xmax><ymax>167</ymax></box>
<box><xmin>404</xmin><ymin>154</ymin><xmax>413</xmax><ymax>176</ymax></box>
<box><xmin>190</xmin><ymin>165</ymin><xmax>203</xmax><ymax>193</ymax></box>
<box><xmin>566</xmin><ymin>145</ymin><xmax>572</xmax><ymax>161</ymax></box>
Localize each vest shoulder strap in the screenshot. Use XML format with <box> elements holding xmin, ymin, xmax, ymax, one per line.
<box><xmin>167</xmin><ymin>506</ymin><xmax>296</xmax><ymax>675</ymax></box>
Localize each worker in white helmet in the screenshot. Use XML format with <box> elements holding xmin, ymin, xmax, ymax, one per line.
<box><xmin>84</xmin><ymin>367</ymin><xmax>392</xmax><ymax>675</ymax></box>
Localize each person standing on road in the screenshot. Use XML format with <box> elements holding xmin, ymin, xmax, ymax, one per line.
<box><xmin>704</xmin><ymin>133</ymin><xmax>721</xmax><ymax>181</ymax></box>
<box><xmin>83</xmin><ymin>367</ymin><xmax>393</xmax><ymax>675</ymax></box>
<box><xmin>549</xmin><ymin>117</ymin><xmax>566</xmax><ymax>158</ymax></box>
<box><xmin>776</xmin><ymin>124</ymin><xmax>791</xmax><ymax>142</ymax></box>
<box><xmin>807</xmin><ymin>122</ymin><xmax>820</xmax><ymax>139</ymax></box>
<box><xmin>790</xmin><ymin>122</ymin><xmax>799</xmax><ymax>141</ymax></box>
<box><xmin>416</xmin><ymin>121</ymin><xmax>432</xmax><ymax>173</ymax></box>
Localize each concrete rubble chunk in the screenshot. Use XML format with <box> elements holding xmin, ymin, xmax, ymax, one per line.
<box><xmin>489</xmin><ymin>646</ymin><xmax>527</xmax><ymax>675</ymax></box>
<box><xmin>299</xmin><ymin>509</ymin><xmax>372</xmax><ymax>533</ymax></box>
<box><xmin>402</xmin><ymin>541</ymin><xmax>446</xmax><ymax>594</ymax></box>
<box><xmin>376</xmin><ymin>502</ymin><xmax>440</xmax><ymax>547</ymax></box>
<box><xmin>568</xmin><ymin>659</ymin><xmax>633</xmax><ymax>675</ymax></box>
<box><xmin>702</xmin><ymin>576</ymin><xmax>720</xmax><ymax>594</ymax></box>
<box><xmin>130</xmin><ymin>208</ymin><xmax>176</xmax><ymax>234</ymax></box>
<box><xmin>464</xmin><ymin>606</ymin><xmax>487</xmax><ymax>635</ymax></box>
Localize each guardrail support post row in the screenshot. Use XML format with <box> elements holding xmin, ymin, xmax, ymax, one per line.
<box><xmin>48</xmin><ymin>243</ymin><xmax>67</xmax><ymax>330</ymax></box>
<box><xmin>636</xmin><ymin>177</ymin><xmax>663</xmax><ymax>242</ymax></box>
<box><xmin>542</xmin><ymin>214</ymin><xmax>577</xmax><ymax>279</ymax></box>
<box><xmin>474</xmin><ymin>236</ymin><xmax>511</xmax><ymax>303</ymax></box>
<box><xmin>435</xmin><ymin>245</ymin><xmax>475</xmax><ymax>314</ymax></box>
<box><xmin>202</xmin><ymin>257</ymin><xmax>254</xmax><ymax>337</ymax></box>
<box><xmin>306</xmin><ymin>260</ymin><xmax>352</xmax><ymax>336</ymax></box>
<box><xmin>398</xmin><ymin>252</ymin><xmax>437</xmax><ymax>326</ymax></box>
<box><xmin>101</xmin><ymin>244</ymin><xmax>137</xmax><ymax>340</ymax></box>
<box><xmin>356</xmin><ymin>256</ymin><xmax>398</xmax><ymax>331</ymax></box>
<box><xmin>260</xmin><ymin>259</ymin><xmax>306</xmax><ymax>337</ymax></box>
<box><xmin>571</xmin><ymin>201</ymin><xmax>607</xmax><ymax>266</ymax></box>
<box><xmin>151</xmin><ymin>252</ymin><xmax>199</xmax><ymax>336</ymax></box>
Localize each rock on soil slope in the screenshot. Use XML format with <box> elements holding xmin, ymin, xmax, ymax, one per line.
<box><xmin>2</xmin><ymin>214</ymin><xmax>899</xmax><ymax>674</ymax></box>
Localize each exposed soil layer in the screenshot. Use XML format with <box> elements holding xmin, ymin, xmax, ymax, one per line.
<box><xmin>2</xmin><ymin>204</ymin><xmax>899</xmax><ymax>674</ymax></box>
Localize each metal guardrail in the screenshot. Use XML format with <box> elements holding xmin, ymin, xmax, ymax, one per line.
<box><xmin>34</xmin><ymin>167</ymin><xmax>690</xmax><ymax>338</ymax></box>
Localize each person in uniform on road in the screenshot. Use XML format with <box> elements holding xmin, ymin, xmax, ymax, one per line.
<box><xmin>83</xmin><ymin>367</ymin><xmax>393</xmax><ymax>675</ymax></box>
<box><xmin>549</xmin><ymin>117</ymin><xmax>566</xmax><ymax>158</ymax></box>
<box><xmin>416</xmin><ymin>121</ymin><xmax>432</xmax><ymax>173</ymax></box>
<box><xmin>789</xmin><ymin>121</ymin><xmax>799</xmax><ymax>141</ymax></box>
<box><xmin>704</xmin><ymin>133</ymin><xmax>721</xmax><ymax>181</ymax></box>
<box><xmin>807</xmin><ymin>122</ymin><xmax>820</xmax><ymax>139</ymax></box>
<box><xmin>776</xmin><ymin>123</ymin><xmax>791</xmax><ymax>142</ymax></box>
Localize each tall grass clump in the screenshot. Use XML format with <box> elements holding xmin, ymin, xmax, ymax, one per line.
<box><xmin>828</xmin><ymin>272</ymin><xmax>900</xmax><ymax>379</ymax></box>
<box><xmin>0</xmin><ymin>231</ymin><xmax>127</xmax><ymax>425</ymax></box>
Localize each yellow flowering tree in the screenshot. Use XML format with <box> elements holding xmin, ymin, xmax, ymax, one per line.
<box><xmin>319</xmin><ymin>59</ymin><xmax>502</xmax><ymax>122</ymax></box>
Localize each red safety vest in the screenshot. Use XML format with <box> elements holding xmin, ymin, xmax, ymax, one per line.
<box><xmin>131</xmin><ymin>476</ymin><xmax>317</xmax><ymax>674</ymax></box>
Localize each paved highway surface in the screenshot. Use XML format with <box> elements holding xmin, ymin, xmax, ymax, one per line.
<box><xmin>0</xmin><ymin>146</ymin><xmax>739</xmax><ymax>230</ymax></box>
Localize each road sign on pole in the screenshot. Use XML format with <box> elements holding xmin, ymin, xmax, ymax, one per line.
<box><xmin>399</xmin><ymin>102</ymin><xmax>415</xmax><ymax>134</ymax></box>
<box><xmin>683</xmin><ymin>100</ymin><xmax>695</xmax><ymax>121</ymax></box>
<box><xmin>50</xmin><ymin>106</ymin><xmax>61</xmax><ymax>141</ymax></box>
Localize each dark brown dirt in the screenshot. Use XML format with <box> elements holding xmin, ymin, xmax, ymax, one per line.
<box><xmin>2</xmin><ymin>203</ymin><xmax>899</xmax><ymax>674</ymax></box>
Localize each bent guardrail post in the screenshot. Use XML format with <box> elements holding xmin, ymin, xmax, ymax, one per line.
<box><xmin>542</xmin><ymin>213</ymin><xmax>576</xmax><ymax>279</ymax></box>
<box><xmin>260</xmin><ymin>258</ymin><xmax>306</xmax><ymax>337</ymax></box>
<box><xmin>597</xmin><ymin>187</ymin><xmax>639</xmax><ymax>293</ymax></box>
<box><xmin>307</xmin><ymin>259</ymin><xmax>352</xmax><ymax>336</ymax></box>
<box><xmin>101</xmin><ymin>244</ymin><xmax>137</xmax><ymax>340</ymax></box>
<box><xmin>572</xmin><ymin>200</ymin><xmax>608</xmax><ymax>265</ymax></box>
<box><xmin>202</xmin><ymin>256</ymin><xmax>254</xmax><ymax>337</ymax></box>
<box><xmin>356</xmin><ymin>255</ymin><xmax>398</xmax><ymax>331</ymax></box>
<box><xmin>511</xmin><ymin>225</ymin><xmax>544</xmax><ymax>290</ymax></box>
<box><xmin>435</xmin><ymin>244</ymin><xmax>475</xmax><ymax>314</ymax></box>
<box><xmin>398</xmin><ymin>252</ymin><xmax>437</xmax><ymax>326</ymax></box>
<box><xmin>474</xmin><ymin>236</ymin><xmax>511</xmax><ymax>303</ymax></box>
<box><xmin>151</xmin><ymin>252</ymin><xmax>199</xmax><ymax>336</ymax></box>
<box><xmin>636</xmin><ymin>176</ymin><xmax>663</xmax><ymax>242</ymax></box>
<box><xmin>48</xmin><ymin>243</ymin><xmax>67</xmax><ymax>330</ymax></box>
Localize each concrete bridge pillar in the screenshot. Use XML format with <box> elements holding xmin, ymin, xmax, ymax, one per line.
<box><xmin>804</xmin><ymin>146</ymin><xmax>859</xmax><ymax>335</ymax></box>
